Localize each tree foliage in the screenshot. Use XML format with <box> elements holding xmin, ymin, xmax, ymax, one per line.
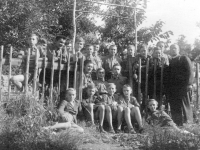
<box><xmin>0</xmin><ymin>0</ymin><xmax>100</xmax><ymax>50</ymax></box>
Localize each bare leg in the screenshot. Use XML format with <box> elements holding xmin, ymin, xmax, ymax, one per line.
<box><xmin>10</xmin><ymin>75</ymin><xmax>25</xmax><ymax>91</ymax></box>
<box><xmin>45</xmin><ymin>122</ymin><xmax>71</xmax><ymax>130</ymax></box>
<box><xmin>124</xmin><ymin>107</ymin><xmax>133</xmax><ymax>130</ymax></box>
<box><xmin>86</xmin><ymin>104</ymin><xmax>95</xmax><ymax>125</ymax></box>
<box><xmin>105</xmin><ymin>105</ymin><xmax>113</xmax><ymax>129</ymax></box>
<box><xmin>131</xmin><ymin>107</ymin><xmax>143</xmax><ymax>129</ymax></box>
<box><xmin>117</xmin><ymin>106</ymin><xmax>124</xmax><ymax>130</ymax></box>
<box><xmin>97</xmin><ymin>105</ymin><xmax>105</xmax><ymax>126</ymax></box>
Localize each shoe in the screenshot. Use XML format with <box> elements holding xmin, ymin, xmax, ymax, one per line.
<box><xmin>129</xmin><ymin>128</ymin><xmax>136</xmax><ymax>134</ymax></box>
<box><xmin>99</xmin><ymin>125</ymin><xmax>106</xmax><ymax>133</ymax></box>
<box><xmin>108</xmin><ymin>128</ymin><xmax>115</xmax><ymax>134</ymax></box>
<box><xmin>115</xmin><ymin>129</ymin><xmax>122</xmax><ymax>133</ymax></box>
<box><xmin>138</xmin><ymin>127</ymin><xmax>145</xmax><ymax>134</ymax></box>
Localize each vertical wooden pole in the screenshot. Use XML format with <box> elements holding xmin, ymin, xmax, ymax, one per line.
<box><xmin>73</xmin><ymin>55</ymin><xmax>78</xmax><ymax>89</ymax></box>
<box><xmin>134</xmin><ymin>9</ymin><xmax>137</xmax><ymax>52</ymax></box>
<box><xmin>33</xmin><ymin>48</ymin><xmax>39</xmax><ymax>94</ymax></box>
<box><xmin>8</xmin><ymin>46</ymin><xmax>13</xmax><ymax>100</ymax></box>
<box><xmin>66</xmin><ymin>50</ymin><xmax>70</xmax><ymax>89</ymax></box>
<box><xmin>128</xmin><ymin>56</ymin><xmax>133</xmax><ymax>92</ymax></box>
<box><xmin>160</xmin><ymin>59</ymin><xmax>164</xmax><ymax>108</ymax></box>
<box><xmin>42</xmin><ymin>49</ymin><xmax>47</xmax><ymax>100</ymax></box>
<box><xmin>196</xmin><ymin>63</ymin><xmax>199</xmax><ymax>109</ymax></box>
<box><xmin>145</xmin><ymin>58</ymin><xmax>149</xmax><ymax>103</ymax></box>
<box><xmin>49</xmin><ymin>51</ymin><xmax>55</xmax><ymax>106</ymax></box>
<box><xmin>79</xmin><ymin>57</ymin><xmax>84</xmax><ymax>101</ymax></box>
<box><xmin>58</xmin><ymin>49</ymin><xmax>62</xmax><ymax>100</ymax></box>
<box><xmin>138</xmin><ymin>57</ymin><xmax>141</xmax><ymax>104</ymax></box>
<box><xmin>72</xmin><ymin>0</ymin><xmax>77</xmax><ymax>54</ymax></box>
<box><xmin>25</xmin><ymin>48</ymin><xmax>30</xmax><ymax>96</ymax></box>
<box><xmin>153</xmin><ymin>59</ymin><xmax>157</xmax><ymax>99</ymax></box>
<box><xmin>0</xmin><ymin>46</ymin><xmax>4</xmax><ymax>101</ymax></box>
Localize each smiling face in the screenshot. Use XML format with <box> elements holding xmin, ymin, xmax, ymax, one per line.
<box><xmin>66</xmin><ymin>90</ymin><xmax>76</xmax><ymax>102</ymax></box>
<box><xmin>84</xmin><ymin>63</ymin><xmax>94</xmax><ymax>73</ymax></box>
<box><xmin>87</xmin><ymin>88</ymin><xmax>96</xmax><ymax>97</ymax></box>
<box><xmin>123</xmin><ymin>86</ymin><xmax>132</xmax><ymax>97</ymax></box>
<box><xmin>107</xmin><ymin>84</ymin><xmax>116</xmax><ymax>96</ymax></box>
<box><xmin>55</xmin><ymin>38</ymin><xmax>66</xmax><ymax>50</ymax></box>
<box><xmin>94</xmin><ymin>44</ymin><xmax>100</xmax><ymax>52</ymax></box>
<box><xmin>86</xmin><ymin>45</ymin><xmax>94</xmax><ymax>55</ymax></box>
<box><xmin>75</xmin><ymin>41</ymin><xmax>84</xmax><ymax>52</ymax></box>
<box><xmin>109</xmin><ymin>45</ymin><xmax>117</xmax><ymax>56</ymax></box>
<box><xmin>148</xmin><ymin>100</ymin><xmax>158</xmax><ymax>112</ymax></box>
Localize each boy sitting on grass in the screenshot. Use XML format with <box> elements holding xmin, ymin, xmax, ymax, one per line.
<box><xmin>118</xmin><ymin>84</ymin><xmax>144</xmax><ymax>134</ymax></box>
<box><xmin>82</xmin><ymin>84</ymin><xmax>106</xmax><ymax>133</ymax></box>
<box><xmin>102</xmin><ymin>83</ymin><xmax>120</xmax><ymax>134</ymax></box>
<box><xmin>43</xmin><ymin>88</ymin><xmax>84</xmax><ymax>133</ymax></box>
<box><xmin>147</xmin><ymin>99</ymin><xmax>193</xmax><ymax>135</ymax></box>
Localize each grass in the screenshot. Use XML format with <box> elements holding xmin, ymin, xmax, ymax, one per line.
<box><xmin>1</xmin><ymin>86</ymin><xmax>200</xmax><ymax>150</ymax></box>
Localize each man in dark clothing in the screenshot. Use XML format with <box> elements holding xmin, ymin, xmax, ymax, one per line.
<box><xmin>168</xmin><ymin>44</ymin><xmax>193</xmax><ymax>126</ymax></box>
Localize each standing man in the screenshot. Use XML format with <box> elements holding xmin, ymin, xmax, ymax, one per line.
<box><xmin>168</xmin><ymin>44</ymin><xmax>193</xmax><ymax>126</ymax></box>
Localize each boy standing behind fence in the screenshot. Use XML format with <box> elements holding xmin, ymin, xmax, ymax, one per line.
<box><xmin>10</xmin><ymin>33</ymin><xmax>43</xmax><ymax>91</ymax></box>
<box><xmin>102</xmin><ymin>45</ymin><xmax>122</xmax><ymax>80</ymax></box>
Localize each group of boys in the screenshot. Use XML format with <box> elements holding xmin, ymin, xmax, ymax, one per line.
<box><xmin>11</xmin><ymin>34</ymin><xmax>194</xmax><ymax>134</ymax></box>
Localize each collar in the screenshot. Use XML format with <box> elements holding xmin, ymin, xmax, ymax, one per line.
<box><xmin>112</xmin><ymin>74</ymin><xmax>121</xmax><ymax>80</ymax></box>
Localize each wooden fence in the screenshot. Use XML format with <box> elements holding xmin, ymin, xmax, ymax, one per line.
<box><xmin>0</xmin><ymin>46</ymin><xmax>84</xmax><ymax>104</ymax></box>
<box><xmin>0</xmin><ymin>46</ymin><xmax>199</xmax><ymax>110</ymax></box>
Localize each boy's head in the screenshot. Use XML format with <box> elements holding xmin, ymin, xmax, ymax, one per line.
<box><xmin>122</xmin><ymin>84</ymin><xmax>132</xmax><ymax>97</ymax></box>
<box><xmin>112</xmin><ymin>64</ymin><xmax>121</xmax><ymax>76</ymax></box>
<box><xmin>86</xmin><ymin>83</ymin><xmax>96</xmax><ymax>97</ymax></box>
<box><xmin>84</xmin><ymin>60</ymin><xmax>94</xmax><ymax>74</ymax></box>
<box><xmin>139</xmin><ymin>44</ymin><xmax>148</xmax><ymax>58</ymax></box>
<box><xmin>38</xmin><ymin>38</ymin><xmax>47</xmax><ymax>49</ymax></box>
<box><xmin>170</xmin><ymin>44</ymin><xmax>180</xmax><ymax>57</ymax></box>
<box><xmin>96</xmin><ymin>68</ymin><xmax>105</xmax><ymax>79</ymax></box>
<box><xmin>153</xmin><ymin>47</ymin><xmax>162</xmax><ymax>59</ymax></box>
<box><xmin>29</xmin><ymin>33</ymin><xmax>39</xmax><ymax>46</ymax></box>
<box><xmin>109</xmin><ymin>45</ymin><xmax>117</xmax><ymax>56</ymax></box>
<box><xmin>55</xmin><ymin>35</ymin><xmax>67</xmax><ymax>49</ymax></box>
<box><xmin>66</xmin><ymin>39</ymin><xmax>72</xmax><ymax>51</ymax></box>
<box><xmin>148</xmin><ymin>99</ymin><xmax>158</xmax><ymax>112</ymax></box>
<box><xmin>94</xmin><ymin>44</ymin><xmax>100</xmax><ymax>52</ymax></box>
<box><xmin>66</xmin><ymin>88</ymin><xmax>76</xmax><ymax>102</ymax></box>
<box><xmin>156</xmin><ymin>41</ymin><xmax>165</xmax><ymax>52</ymax></box>
<box><xmin>86</xmin><ymin>44</ymin><xmax>94</xmax><ymax>55</ymax></box>
<box><xmin>127</xmin><ymin>45</ymin><xmax>135</xmax><ymax>56</ymax></box>
<box><xmin>75</xmin><ymin>37</ymin><xmax>85</xmax><ymax>52</ymax></box>
<box><xmin>107</xmin><ymin>83</ymin><xmax>116</xmax><ymax>96</ymax></box>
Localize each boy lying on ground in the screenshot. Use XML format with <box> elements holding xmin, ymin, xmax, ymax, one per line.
<box><xmin>43</xmin><ymin>88</ymin><xmax>84</xmax><ymax>133</ymax></box>
<box><xmin>146</xmin><ymin>99</ymin><xmax>194</xmax><ymax>135</ymax></box>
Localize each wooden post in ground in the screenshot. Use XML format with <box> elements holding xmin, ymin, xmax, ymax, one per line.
<box><xmin>138</xmin><ymin>57</ymin><xmax>141</xmax><ymax>104</ymax></box>
<box><xmin>25</xmin><ymin>49</ymin><xmax>30</xmax><ymax>96</ymax></box>
<box><xmin>58</xmin><ymin>49</ymin><xmax>63</xmax><ymax>100</ymax></box>
<box><xmin>134</xmin><ymin>9</ymin><xmax>137</xmax><ymax>52</ymax></box>
<box><xmin>160</xmin><ymin>59</ymin><xmax>164</xmax><ymax>109</ymax></box>
<box><xmin>128</xmin><ymin>56</ymin><xmax>133</xmax><ymax>92</ymax></box>
<box><xmin>153</xmin><ymin>59</ymin><xmax>157</xmax><ymax>99</ymax></box>
<box><xmin>196</xmin><ymin>63</ymin><xmax>199</xmax><ymax>109</ymax></box>
<box><xmin>0</xmin><ymin>46</ymin><xmax>4</xmax><ymax>101</ymax></box>
<box><xmin>8</xmin><ymin>46</ymin><xmax>13</xmax><ymax>100</ymax></box>
<box><xmin>42</xmin><ymin>49</ymin><xmax>47</xmax><ymax>100</ymax></box>
<box><xmin>145</xmin><ymin>58</ymin><xmax>149</xmax><ymax>105</ymax></box>
<box><xmin>66</xmin><ymin>49</ymin><xmax>70</xmax><ymax>90</ymax></box>
<box><xmin>49</xmin><ymin>51</ymin><xmax>55</xmax><ymax>106</ymax></box>
<box><xmin>79</xmin><ymin>57</ymin><xmax>84</xmax><ymax>101</ymax></box>
<box><xmin>72</xmin><ymin>0</ymin><xmax>77</xmax><ymax>54</ymax></box>
<box><xmin>33</xmin><ymin>48</ymin><xmax>39</xmax><ymax>95</ymax></box>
